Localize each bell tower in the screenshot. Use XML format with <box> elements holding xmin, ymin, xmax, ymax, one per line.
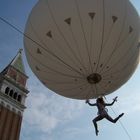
<box><xmin>0</xmin><ymin>49</ymin><xmax>29</xmax><ymax>140</ymax></box>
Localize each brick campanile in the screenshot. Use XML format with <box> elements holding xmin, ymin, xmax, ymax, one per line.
<box><xmin>0</xmin><ymin>49</ymin><xmax>29</xmax><ymax>140</ymax></box>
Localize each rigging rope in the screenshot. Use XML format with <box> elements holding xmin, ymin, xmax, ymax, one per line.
<box><xmin>0</xmin><ymin>16</ymin><xmax>86</xmax><ymax>78</ymax></box>
<box><xmin>104</xmin><ymin>96</ymin><xmax>133</xmax><ymax>140</ymax></box>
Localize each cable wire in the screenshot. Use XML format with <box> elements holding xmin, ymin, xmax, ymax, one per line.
<box><xmin>104</xmin><ymin>96</ymin><xmax>133</xmax><ymax>140</ymax></box>
<box><xmin>0</xmin><ymin>16</ymin><xmax>86</xmax><ymax>78</ymax></box>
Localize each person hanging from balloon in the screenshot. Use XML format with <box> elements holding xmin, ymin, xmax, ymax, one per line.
<box><xmin>86</xmin><ymin>96</ymin><xmax>124</xmax><ymax>136</ymax></box>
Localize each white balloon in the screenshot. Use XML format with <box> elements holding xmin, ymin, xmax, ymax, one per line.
<box><xmin>24</xmin><ymin>0</ymin><xmax>140</xmax><ymax>99</ymax></box>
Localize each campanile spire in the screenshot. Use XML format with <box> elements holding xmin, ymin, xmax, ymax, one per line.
<box><xmin>0</xmin><ymin>49</ymin><xmax>29</xmax><ymax>140</ymax></box>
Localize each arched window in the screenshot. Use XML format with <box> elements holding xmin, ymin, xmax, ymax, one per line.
<box><xmin>9</xmin><ymin>90</ymin><xmax>14</xmax><ymax>97</ymax></box>
<box><xmin>17</xmin><ymin>95</ymin><xmax>22</xmax><ymax>102</ymax></box>
<box><xmin>5</xmin><ymin>87</ymin><xmax>10</xmax><ymax>94</ymax></box>
<box><xmin>13</xmin><ymin>92</ymin><xmax>18</xmax><ymax>100</ymax></box>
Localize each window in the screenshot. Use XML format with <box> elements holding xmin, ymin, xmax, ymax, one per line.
<box><xmin>9</xmin><ymin>90</ymin><xmax>14</xmax><ymax>97</ymax></box>
<box><xmin>5</xmin><ymin>87</ymin><xmax>10</xmax><ymax>94</ymax></box>
<box><xmin>13</xmin><ymin>92</ymin><xmax>18</xmax><ymax>100</ymax></box>
<box><xmin>17</xmin><ymin>95</ymin><xmax>22</xmax><ymax>102</ymax></box>
<box><xmin>3</xmin><ymin>86</ymin><xmax>23</xmax><ymax>103</ymax></box>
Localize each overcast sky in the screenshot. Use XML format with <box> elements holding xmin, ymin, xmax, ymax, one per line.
<box><xmin>0</xmin><ymin>0</ymin><xmax>140</xmax><ymax>140</ymax></box>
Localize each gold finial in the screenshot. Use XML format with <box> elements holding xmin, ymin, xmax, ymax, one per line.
<box><xmin>19</xmin><ymin>48</ymin><xmax>23</xmax><ymax>54</ymax></box>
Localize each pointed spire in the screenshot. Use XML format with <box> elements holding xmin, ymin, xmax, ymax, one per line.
<box><xmin>88</xmin><ymin>12</ymin><xmax>96</xmax><ymax>20</ymax></box>
<box><xmin>1</xmin><ymin>49</ymin><xmax>25</xmax><ymax>74</ymax></box>
<box><xmin>19</xmin><ymin>48</ymin><xmax>23</xmax><ymax>53</ymax></box>
<box><xmin>10</xmin><ymin>49</ymin><xmax>26</xmax><ymax>74</ymax></box>
<box><xmin>64</xmin><ymin>18</ymin><xmax>71</xmax><ymax>25</ymax></box>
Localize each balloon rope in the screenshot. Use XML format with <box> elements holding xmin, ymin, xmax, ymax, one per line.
<box><xmin>29</xmin><ymin>20</ymin><xmax>87</xmax><ymax>76</ymax></box>
<box><xmin>0</xmin><ymin>16</ymin><xmax>86</xmax><ymax>78</ymax></box>
<box><xmin>104</xmin><ymin>96</ymin><xmax>133</xmax><ymax>140</ymax></box>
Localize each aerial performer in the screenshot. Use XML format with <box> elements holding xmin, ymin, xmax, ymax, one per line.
<box><xmin>86</xmin><ymin>96</ymin><xmax>124</xmax><ymax>136</ymax></box>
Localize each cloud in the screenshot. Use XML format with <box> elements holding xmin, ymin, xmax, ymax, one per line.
<box><xmin>119</xmin><ymin>94</ymin><xmax>140</xmax><ymax>114</ymax></box>
<box><xmin>111</xmin><ymin>87</ymin><xmax>140</xmax><ymax>116</ymax></box>
<box><xmin>21</xmin><ymin>78</ymin><xmax>85</xmax><ymax>138</ymax></box>
<box><xmin>21</xmin><ymin>66</ymin><xmax>140</xmax><ymax>140</ymax></box>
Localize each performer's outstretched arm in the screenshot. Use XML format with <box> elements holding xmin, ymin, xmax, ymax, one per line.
<box><xmin>105</xmin><ymin>96</ymin><xmax>118</xmax><ymax>106</ymax></box>
<box><xmin>85</xmin><ymin>99</ymin><xmax>96</xmax><ymax>106</ymax></box>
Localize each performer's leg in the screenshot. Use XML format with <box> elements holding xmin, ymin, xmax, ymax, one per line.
<box><xmin>105</xmin><ymin>113</ymin><xmax>124</xmax><ymax>123</ymax></box>
<box><xmin>92</xmin><ymin>115</ymin><xmax>104</xmax><ymax>136</ymax></box>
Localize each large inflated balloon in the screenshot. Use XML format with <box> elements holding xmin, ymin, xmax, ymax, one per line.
<box><xmin>24</xmin><ymin>0</ymin><xmax>140</xmax><ymax>99</ymax></box>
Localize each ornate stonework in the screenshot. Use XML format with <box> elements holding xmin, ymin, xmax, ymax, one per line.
<box><xmin>0</xmin><ymin>49</ymin><xmax>29</xmax><ymax>140</ymax></box>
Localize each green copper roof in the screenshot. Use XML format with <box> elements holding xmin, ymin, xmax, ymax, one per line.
<box><xmin>11</xmin><ymin>49</ymin><xmax>26</xmax><ymax>74</ymax></box>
